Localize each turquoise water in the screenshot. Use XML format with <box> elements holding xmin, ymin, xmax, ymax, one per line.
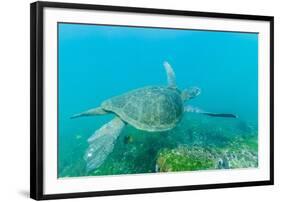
<box><xmin>58</xmin><ymin>23</ymin><xmax>258</xmax><ymax>177</ymax></box>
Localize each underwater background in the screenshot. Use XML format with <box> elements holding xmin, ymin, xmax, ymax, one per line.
<box><xmin>58</xmin><ymin>23</ymin><xmax>258</xmax><ymax>177</ymax></box>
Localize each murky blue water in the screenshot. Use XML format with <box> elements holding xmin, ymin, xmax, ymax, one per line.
<box><xmin>58</xmin><ymin>23</ymin><xmax>258</xmax><ymax>177</ymax></box>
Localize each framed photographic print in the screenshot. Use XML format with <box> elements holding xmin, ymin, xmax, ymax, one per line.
<box><xmin>30</xmin><ymin>1</ymin><xmax>274</xmax><ymax>200</ymax></box>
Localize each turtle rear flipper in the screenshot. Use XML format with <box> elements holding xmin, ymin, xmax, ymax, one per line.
<box><xmin>84</xmin><ymin>117</ymin><xmax>125</xmax><ymax>171</ymax></box>
<box><xmin>70</xmin><ymin>107</ymin><xmax>108</xmax><ymax>119</ymax></box>
<box><xmin>184</xmin><ymin>105</ymin><xmax>238</xmax><ymax>118</ymax></box>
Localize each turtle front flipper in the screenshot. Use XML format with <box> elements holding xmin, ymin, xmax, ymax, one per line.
<box><xmin>70</xmin><ymin>107</ymin><xmax>108</xmax><ymax>119</ymax></box>
<box><xmin>163</xmin><ymin>61</ymin><xmax>177</xmax><ymax>88</ymax></box>
<box><xmin>184</xmin><ymin>105</ymin><xmax>238</xmax><ymax>118</ymax></box>
<box><xmin>84</xmin><ymin>117</ymin><xmax>125</xmax><ymax>171</ymax></box>
<box><xmin>201</xmin><ymin>112</ymin><xmax>238</xmax><ymax>118</ymax></box>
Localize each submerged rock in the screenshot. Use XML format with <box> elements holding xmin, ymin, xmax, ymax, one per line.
<box><xmin>156</xmin><ymin>146</ymin><xmax>217</xmax><ymax>172</ymax></box>
<box><xmin>218</xmin><ymin>148</ymin><xmax>258</xmax><ymax>168</ymax></box>
<box><xmin>156</xmin><ymin>143</ymin><xmax>258</xmax><ymax>172</ymax></box>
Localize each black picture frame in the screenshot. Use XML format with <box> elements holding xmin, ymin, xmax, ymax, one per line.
<box><xmin>30</xmin><ymin>1</ymin><xmax>274</xmax><ymax>200</ymax></box>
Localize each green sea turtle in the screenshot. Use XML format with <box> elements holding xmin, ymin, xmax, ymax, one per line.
<box><xmin>71</xmin><ymin>61</ymin><xmax>237</xmax><ymax>171</ymax></box>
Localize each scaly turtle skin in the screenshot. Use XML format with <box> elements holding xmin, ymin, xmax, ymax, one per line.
<box><xmin>101</xmin><ymin>86</ymin><xmax>184</xmax><ymax>132</ymax></box>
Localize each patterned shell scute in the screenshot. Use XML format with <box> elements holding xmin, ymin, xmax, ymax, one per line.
<box><xmin>101</xmin><ymin>86</ymin><xmax>184</xmax><ymax>132</ymax></box>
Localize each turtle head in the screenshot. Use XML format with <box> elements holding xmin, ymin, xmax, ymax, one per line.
<box><xmin>181</xmin><ymin>87</ymin><xmax>201</xmax><ymax>102</ymax></box>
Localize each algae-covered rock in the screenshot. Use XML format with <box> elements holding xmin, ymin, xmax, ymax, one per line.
<box><xmin>156</xmin><ymin>146</ymin><xmax>217</xmax><ymax>172</ymax></box>
<box><xmin>218</xmin><ymin>149</ymin><xmax>258</xmax><ymax>169</ymax></box>
<box><xmin>215</xmin><ymin>137</ymin><xmax>258</xmax><ymax>169</ymax></box>
<box><xmin>156</xmin><ymin>143</ymin><xmax>258</xmax><ymax>173</ymax></box>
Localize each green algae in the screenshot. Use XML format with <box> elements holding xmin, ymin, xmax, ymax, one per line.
<box><xmin>156</xmin><ymin>142</ymin><xmax>258</xmax><ymax>172</ymax></box>
<box><xmin>156</xmin><ymin>146</ymin><xmax>216</xmax><ymax>172</ymax></box>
